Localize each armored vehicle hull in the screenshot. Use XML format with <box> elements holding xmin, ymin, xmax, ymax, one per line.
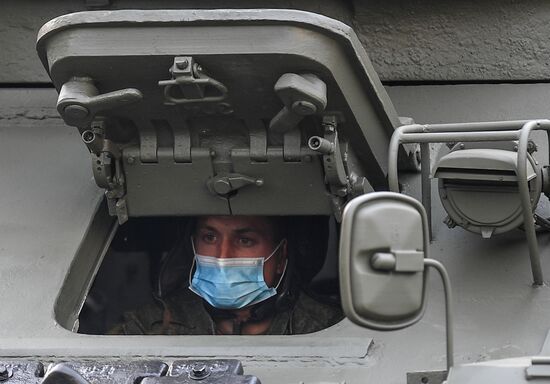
<box><xmin>2</xmin><ymin>5</ymin><xmax>550</xmax><ymax>384</ymax></box>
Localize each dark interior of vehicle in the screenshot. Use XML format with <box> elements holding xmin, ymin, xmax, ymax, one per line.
<box><xmin>78</xmin><ymin>216</ymin><xmax>341</xmax><ymax>334</ymax></box>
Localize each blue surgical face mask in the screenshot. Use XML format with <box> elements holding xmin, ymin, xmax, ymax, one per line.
<box><xmin>189</xmin><ymin>239</ymin><xmax>287</xmax><ymax>309</ymax></box>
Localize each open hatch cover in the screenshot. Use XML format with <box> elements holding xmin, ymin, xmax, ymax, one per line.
<box><xmin>37</xmin><ymin>9</ymin><xmax>410</xmax><ymax>222</ymax></box>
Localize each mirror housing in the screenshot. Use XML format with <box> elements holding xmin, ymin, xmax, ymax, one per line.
<box><xmin>339</xmin><ymin>192</ymin><xmax>429</xmax><ymax>330</ymax></box>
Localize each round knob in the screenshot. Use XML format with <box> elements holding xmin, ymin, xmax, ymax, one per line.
<box><xmin>213</xmin><ymin>179</ymin><xmax>232</xmax><ymax>195</ymax></box>
<box><xmin>64</xmin><ymin>105</ymin><xmax>89</xmax><ymax>121</ymax></box>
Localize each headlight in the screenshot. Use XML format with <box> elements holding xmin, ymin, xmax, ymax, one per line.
<box><xmin>433</xmin><ymin>142</ymin><xmax>541</xmax><ymax>238</ymax></box>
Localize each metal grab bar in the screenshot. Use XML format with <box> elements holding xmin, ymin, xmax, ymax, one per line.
<box><xmin>388</xmin><ymin>119</ymin><xmax>550</xmax><ymax>285</ymax></box>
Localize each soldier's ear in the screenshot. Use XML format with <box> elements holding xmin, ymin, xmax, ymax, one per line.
<box><xmin>277</xmin><ymin>239</ymin><xmax>288</xmax><ymax>274</ymax></box>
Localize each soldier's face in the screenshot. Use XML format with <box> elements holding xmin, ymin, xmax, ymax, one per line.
<box><xmin>194</xmin><ymin>216</ymin><xmax>287</xmax><ymax>287</ymax></box>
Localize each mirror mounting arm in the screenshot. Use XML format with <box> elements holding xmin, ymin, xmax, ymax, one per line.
<box><xmin>370</xmin><ymin>254</ymin><xmax>455</xmax><ymax>372</ymax></box>
<box><xmin>424</xmin><ymin>258</ymin><xmax>454</xmax><ymax>372</ymax></box>
<box><xmin>371</xmin><ymin>255</ymin><xmax>454</xmax><ymax>372</ymax></box>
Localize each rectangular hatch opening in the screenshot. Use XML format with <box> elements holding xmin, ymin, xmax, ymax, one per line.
<box><xmin>56</xmin><ymin>205</ymin><xmax>343</xmax><ymax>335</ymax></box>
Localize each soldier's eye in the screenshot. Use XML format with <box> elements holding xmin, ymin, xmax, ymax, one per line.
<box><xmin>238</xmin><ymin>237</ymin><xmax>257</xmax><ymax>247</ymax></box>
<box><xmin>202</xmin><ymin>233</ymin><xmax>217</xmax><ymax>243</ymax></box>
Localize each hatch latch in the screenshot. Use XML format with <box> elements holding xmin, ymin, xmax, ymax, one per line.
<box><xmin>158</xmin><ymin>56</ymin><xmax>228</xmax><ymax>105</ymax></box>
<box><xmin>269</xmin><ymin>73</ymin><xmax>327</xmax><ymax>134</ymax></box>
<box><xmin>57</xmin><ymin>77</ymin><xmax>142</xmax><ymax>128</ymax></box>
<box><xmin>207</xmin><ymin>173</ymin><xmax>264</xmax><ymax>197</ymax></box>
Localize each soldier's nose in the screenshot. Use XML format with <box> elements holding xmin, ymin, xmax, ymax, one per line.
<box><xmin>218</xmin><ymin>239</ymin><xmax>232</xmax><ymax>259</ymax></box>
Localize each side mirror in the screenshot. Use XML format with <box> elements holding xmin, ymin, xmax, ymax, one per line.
<box><xmin>339</xmin><ymin>191</ymin><xmax>454</xmax><ymax>371</ymax></box>
<box><xmin>339</xmin><ymin>192</ymin><xmax>429</xmax><ymax>330</ymax></box>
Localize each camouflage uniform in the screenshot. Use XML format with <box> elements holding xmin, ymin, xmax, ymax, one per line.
<box><xmin>110</xmin><ymin>288</ymin><xmax>343</xmax><ymax>335</ymax></box>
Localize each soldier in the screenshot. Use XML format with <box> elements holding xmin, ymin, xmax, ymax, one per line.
<box><xmin>110</xmin><ymin>216</ymin><xmax>343</xmax><ymax>335</ymax></box>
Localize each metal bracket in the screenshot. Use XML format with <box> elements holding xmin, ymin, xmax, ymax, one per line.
<box><xmin>92</xmin><ymin>152</ymin><xmax>114</xmax><ymax>189</ymax></box>
<box><xmin>307</xmin><ymin>116</ymin><xmax>353</xmax><ymax>220</ymax></box>
<box><xmin>309</xmin><ymin>116</ymin><xmax>348</xmax><ymax>190</ymax></box>
<box><xmin>407</xmin><ymin>370</ymin><xmax>447</xmax><ymax>384</ymax></box>
<box><xmin>84</xmin><ymin>119</ymin><xmax>127</xmax><ymax>224</ymax></box>
<box><xmin>104</xmin><ymin>161</ymin><xmax>127</xmax><ymax>225</ymax></box>
<box><xmin>158</xmin><ymin>57</ymin><xmax>228</xmax><ymax>105</ymax></box>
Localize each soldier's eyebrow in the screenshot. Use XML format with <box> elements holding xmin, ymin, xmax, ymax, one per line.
<box><xmin>198</xmin><ymin>225</ymin><xmax>219</xmax><ymax>233</ymax></box>
<box><xmin>234</xmin><ymin>227</ymin><xmax>264</xmax><ymax>236</ymax></box>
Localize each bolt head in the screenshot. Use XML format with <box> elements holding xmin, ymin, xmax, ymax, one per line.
<box><xmin>189</xmin><ymin>364</ymin><xmax>211</xmax><ymax>380</ymax></box>
<box><xmin>175</xmin><ymin>59</ymin><xmax>189</xmax><ymax>70</ymax></box>
<box><xmin>82</xmin><ymin>130</ymin><xmax>95</xmax><ymax>143</ymax></box>
<box><xmin>126</xmin><ymin>156</ymin><xmax>135</xmax><ymax>165</ymax></box>
<box><xmin>192</xmin><ymin>365</ymin><xmax>207</xmax><ymax>375</ymax></box>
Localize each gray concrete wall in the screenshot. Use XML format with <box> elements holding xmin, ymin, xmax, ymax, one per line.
<box><xmin>2</xmin><ymin>1</ymin><xmax>549</xmax><ymax>83</ymax></box>
<box><xmin>352</xmin><ymin>0</ymin><xmax>550</xmax><ymax>82</ymax></box>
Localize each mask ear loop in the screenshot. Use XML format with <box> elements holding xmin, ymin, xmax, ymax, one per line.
<box><xmin>274</xmin><ymin>259</ymin><xmax>288</xmax><ymax>290</ymax></box>
<box><xmin>188</xmin><ymin>236</ymin><xmax>198</xmax><ymax>287</ymax></box>
<box><xmin>264</xmin><ymin>239</ymin><xmax>288</xmax><ymax>290</ymax></box>
<box><xmin>264</xmin><ymin>239</ymin><xmax>284</xmax><ymax>262</ymax></box>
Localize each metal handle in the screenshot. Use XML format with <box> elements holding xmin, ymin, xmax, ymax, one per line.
<box><xmin>159</xmin><ymin>74</ymin><xmax>228</xmax><ymax>105</ymax></box>
<box><xmin>57</xmin><ymin>76</ymin><xmax>142</xmax><ymax>127</ymax></box>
